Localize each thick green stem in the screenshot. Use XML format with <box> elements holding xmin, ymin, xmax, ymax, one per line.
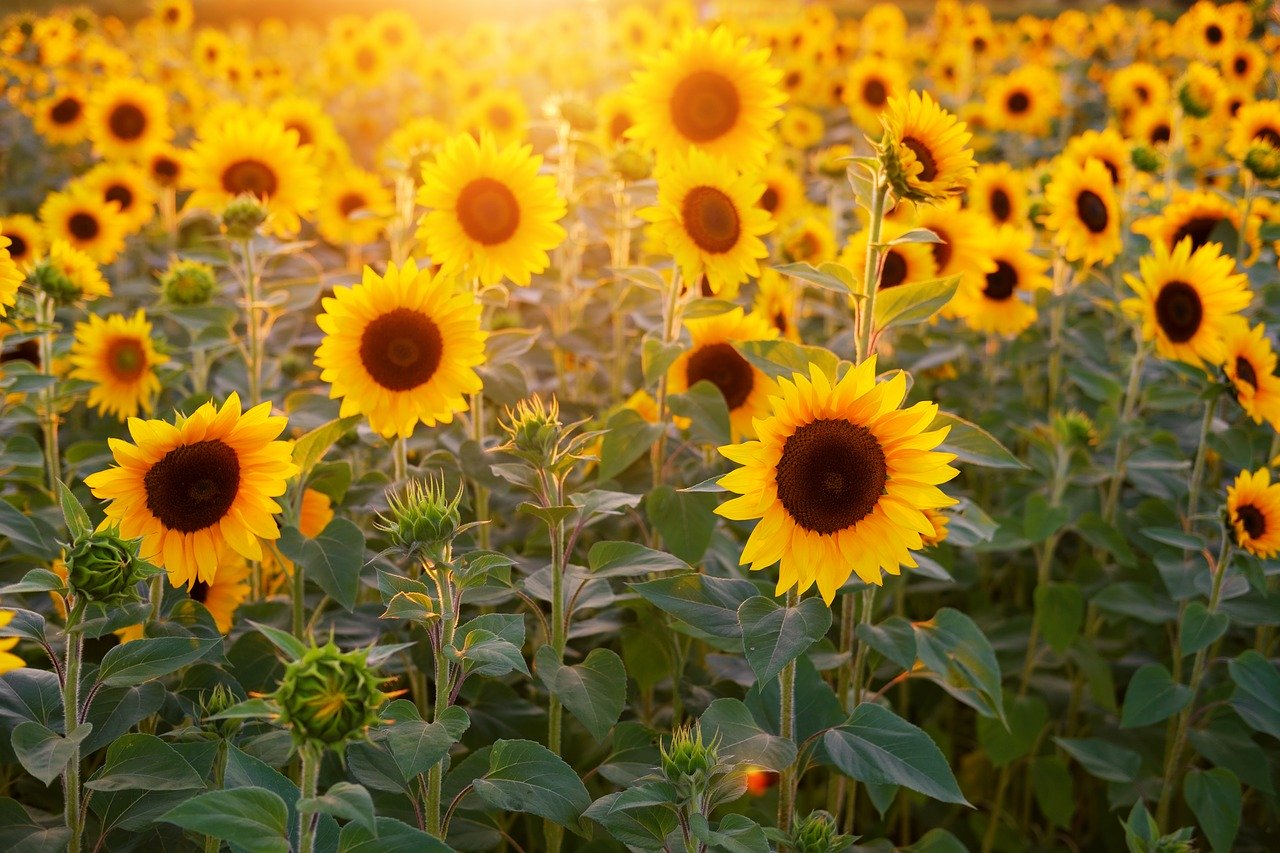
<box><xmin>777</xmin><ymin>589</ymin><xmax>800</xmax><ymax>839</ymax></box>
<box><xmin>63</xmin><ymin>601</ymin><xmax>84</xmax><ymax>853</ymax></box>
<box><xmin>298</xmin><ymin>746</ymin><xmax>320</xmax><ymax>853</ymax></box>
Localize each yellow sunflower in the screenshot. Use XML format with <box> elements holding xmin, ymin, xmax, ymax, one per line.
<box><xmin>0</xmin><ymin>239</ymin><xmax>21</xmax><ymax>319</ymax></box>
<box><xmin>86</xmin><ymin>79</ymin><xmax>172</xmax><ymax>161</ymax></box>
<box><xmin>1228</xmin><ymin>100</ymin><xmax>1280</xmax><ymax>161</ymax></box>
<box><xmin>0</xmin><ymin>215</ymin><xmax>45</xmax><ymax>269</ymax></box>
<box><xmin>316</xmin><ymin>167</ymin><xmax>393</xmax><ymax>247</ymax></box>
<box><xmin>627</xmin><ymin>26</ymin><xmax>785</xmax><ymax>167</ymax></box>
<box><xmin>984</xmin><ymin>66</ymin><xmax>1059</xmax><ymax>137</ymax></box>
<box><xmin>716</xmin><ymin>359</ymin><xmax>958</xmax><ymax>603</ymax></box>
<box><xmin>967</xmin><ymin>163</ymin><xmax>1028</xmax><ymax>229</ymax></box>
<box><xmin>68</xmin><ymin>310</ymin><xmax>163</xmax><ymax>421</ymax></box>
<box><xmin>32</xmin><ymin>85</ymin><xmax>90</xmax><ymax>146</ymax></box>
<box><xmin>416</xmin><ymin>133</ymin><xmax>567</xmax><ymax>287</ymax></box>
<box><xmin>84</xmin><ymin>393</ymin><xmax>299</xmax><ymax>589</ymax></box>
<box><xmin>79</xmin><ymin>161</ymin><xmax>158</xmax><ymax>235</ymax></box>
<box><xmin>950</xmin><ymin>224</ymin><xmax>1050</xmax><ymax>337</ymax></box>
<box><xmin>668</xmin><ymin>307</ymin><xmax>777</xmax><ymax>440</ymax></box>
<box><xmin>640</xmin><ymin>147</ymin><xmax>773</xmax><ymax>296</ymax></box>
<box><xmin>844</xmin><ymin>57</ymin><xmax>908</xmax><ymax>134</ymax></box>
<box><xmin>1044</xmin><ymin>158</ymin><xmax>1122</xmax><ymax>267</ymax></box>
<box><xmin>1226</xmin><ymin>468</ymin><xmax>1280</xmax><ymax>558</ymax></box>
<box><xmin>39</xmin><ymin>188</ymin><xmax>128</xmax><ymax>265</ymax></box>
<box><xmin>183</xmin><ymin>112</ymin><xmax>319</xmax><ymax>238</ymax></box>
<box><xmin>314</xmin><ymin>260</ymin><xmax>486</xmax><ymax>439</ymax></box>
<box><xmin>1123</xmin><ymin>238</ymin><xmax>1250</xmax><ymax>369</ymax></box>
<box><xmin>1223</xmin><ymin>322</ymin><xmax>1280</xmax><ymax>430</ymax></box>
<box><xmin>880</xmin><ymin>90</ymin><xmax>975</xmax><ymax>203</ymax></box>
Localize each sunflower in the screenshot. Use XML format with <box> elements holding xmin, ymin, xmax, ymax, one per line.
<box><xmin>39</xmin><ymin>188</ymin><xmax>128</xmax><ymax>265</ymax></box>
<box><xmin>839</xmin><ymin>220</ymin><xmax>938</xmax><ymax>292</ymax></box>
<box><xmin>753</xmin><ymin>268</ymin><xmax>800</xmax><ymax>342</ymax></box>
<box><xmin>880</xmin><ymin>90</ymin><xmax>975</xmax><ymax>203</ymax></box>
<box><xmin>32</xmin><ymin>85</ymin><xmax>90</xmax><ymax>146</ymax></box>
<box><xmin>86</xmin><ymin>79</ymin><xmax>172</xmax><ymax>161</ymax></box>
<box><xmin>315</xmin><ymin>260</ymin><xmax>486</xmax><ymax>439</ymax></box>
<box><xmin>1226</xmin><ymin>469</ymin><xmax>1280</xmax><ymax>558</ymax></box>
<box><xmin>967</xmin><ymin>163</ymin><xmax>1027</xmax><ymax>228</ymax></box>
<box><xmin>80</xmin><ymin>161</ymin><xmax>157</xmax><ymax>235</ymax></box>
<box><xmin>1062</xmin><ymin>128</ymin><xmax>1130</xmax><ymax>188</ymax></box>
<box><xmin>1123</xmin><ymin>238</ymin><xmax>1250</xmax><ymax>369</ymax></box>
<box><xmin>1228</xmin><ymin>100</ymin><xmax>1280</xmax><ymax>161</ymax></box>
<box><xmin>416</xmin><ymin>133</ymin><xmax>567</xmax><ymax>286</ymax></box>
<box><xmin>0</xmin><ymin>239</ymin><xmax>21</xmax><ymax>319</ymax></box>
<box><xmin>84</xmin><ymin>393</ymin><xmax>298</xmax><ymax>589</ymax></box>
<box><xmin>757</xmin><ymin>160</ymin><xmax>806</xmax><ymax>224</ymax></box>
<box><xmin>984</xmin><ymin>66</ymin><xmax>1059</xmax><ymax>137</ymax></box>
<box><xmin>1223</xmin><ymin>323</ymin><xmax>1280</xmax><ymax>430</ymax></box>
<box><xmin>0</xmin><ymin>215</ymin><xmax>42</xmax><ymax>269</ymax></box>
<box><xmin>716</xmin><ymin>359</ymin><xmax>958</xmax><ymax>603</ymax></box>
<box><xmin>641</xmin><ymin>148</ymin><xmax>773</xmax><ymax>296</ymax></box>
<box><xmin>460</xmin><ymin>89</ymin><xmax>529</xmax><ymax>147</ymax></box>
<box><xmin>668</xmin><ymin>307</ymin><xmax>777</xmax><ymax>440</ymax></box>
<box><xmin>1044</xmin><ymin>158</ymin><xmax>1122</xmax><ymax>267</ymax></box>
<box><xmin>627</xmin><ymin>26</ymin><xmax>785</xmax><ymax>167</ymax></box>
<box><xmin>183</xmin><ymin>112</ymin><xmax>319</xmax><ymax>238</ymax></box>
<box><xmin>68</xmin><ymin>310</ymin><xmax>163</xmax><ymax>421</ymax></box>
<box><xmin>844</xmin><ymin>57</ymin><xmax>908</xmax><ymax>134</ymax></box>
<box><xmin>950</xmin><ymin>224</ymin><xmax>1050</xmax><ymax>336</ymax></box>
<box><xmin>316</xmin><ymin>167</ymin><xmax>393</xmax><ymax>247</ymax></box>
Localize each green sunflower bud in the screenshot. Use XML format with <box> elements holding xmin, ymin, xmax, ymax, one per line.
<box><xmin>1131</xmin><ymin>145</ymin><xmax>1162</xmax><ymax>174</ymax></box>
<box><xmin>66</xmin><ymin>529</ymin><xmax>149</xmax><ymax>606</ymax></box>
<box><xmin>160</xmin><ymin>259</ymin><xmax>217</xmax><ymax>306</ymax></box>
<box><xmin>221</xmin><ymin>195</ymin><xmax>268</xmax><ymax>240</ymax></box>
<box><xmin>272</xmin><ymin>639</ymin><xmax>389</xmax><ymax>751</ymax></box>
<box><xmin>792</xmin><ymin>810</ymin><xmax>851</xmax><ymax>853</ymax></box>
<box><xmin>612</xmin><ymin>145</ymin><xmax>652</xmax><ymax>182</ymax></box>
<box><xmin>377</xmin><ymin>476</ymin><xmax>463</xmax><ymax>561</ymax></box>
<box><xmin>660</xmin><ymin>723</ymin><xmax>720</xmax><ymax>796</ymax></box>
<box><xmin>500</xmin><ymin>395</ymin><xmax>564</xmax><ymax>467</ymax></box>
<box><xmin>1244</xmin><ymin>142</ymin><xmax>1280</xmax><ymax>182</ymax></box>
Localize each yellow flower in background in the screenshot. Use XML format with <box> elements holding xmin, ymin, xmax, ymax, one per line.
<box><xmin>68</xmin><ymin>310</ymin><xmax>163</xmax><ymax>421</ymax></box>
<box><xmin>950</xmin><ymin>224</ymin><xmax>1050</xmax><ymax>336</ymax></box>
<box><xmin>1124</xmin><ymin>238</ymin><xmax>1250</xmax><ymax>369</ymax></box>
<box><xmin>641</xmin><ymin>147</ymin><xmax>773</xmax><ymax>296</ymax></box>
<box><xmin>86</xmin><ymin>79</ymin><xmax>172</xmax><ymax>161</ymax></box>
<box><xmin>1226</xmin><ymin>468</ymin><xmax>1280</xmax><ymax>558</ymax></box>
<box><xmin>627</xmin><ymin>26</ymin><xmax>785</xmax><ymax>167</ymax></box>
<box><xmin>1044</xmin><ymin>158</ymin><xmax>1122</xmax><ymax>267</ymax></box>
<box><xmin>85</xmin><ymin>393</ymin><xmax>298</xmax><ymax>589</ymax></box>
<box><xmin>716</xmin><ymin>359</ymin><xmax>957</xmax><ymax>603</ymax></box>
<box><xmin>315</xmin><ymin>260</ymin><xmax>486</xmax><ymax>439</ymax></box>
<box><xmin>1223</xmin><ymin>323</ymin><xmax>1280</xmax><ymax>431</ymax></box>
<box><xmin>880</xmin><ymin>90</ymin><xmax>975</xmax><ymax>204</ymax></box>
<box><xmin>417</xmin><ymin>133</ymin><xmax>567</xmax><ymax>286</ymax></box>
<box><xmin>667</xmin><ymin>307</ymin><xmax>777</xmax><ymax>440</ymax></box>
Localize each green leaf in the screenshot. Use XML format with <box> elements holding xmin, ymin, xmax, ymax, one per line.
<box><xmin>1180</xmin><ymin>603</ymin><xmax>1229</xmax><ymax>657</ymax></box>
<box><xmin>913</xmin><ymin>608</ymin><xmax>1005</xmax><ymax>722</ymax></box>
<box><xmin>1120</xmin><ymin>663</ymin><xmax>1191</xmax><ymax>729</ymax></box>
<box><xmin>1184</xmin><ymin>768</ymin><xmax>1241</xmax><ymax>853</ymax></box>
<box><xmin>857</xmin><ymin>616</ymin><xmax>918</xmax><ymax>671</ymax></box>
<box><xmin>12</xmin><ymin>721</ymin><xmax>93</xmax><ymax>785</ymax></box>
<box><xmin>597</xmin><ymin>409</ymin><xmax>662</xmax><ymax>482</ymax></box>
<box><xmin>380</xmin><ymin>705</ymin><xmax>469</xmax><ymax>780</ymax></box>
<box><xmin>736</xmin><ymin>595</ymin><xmax>832</xmax><ymax>684</ymax></box>
<box><xmin>162</xmin><ymin>788</ymin><xmax>289</xmax><ymax>853</ymax></box>
<box><xmin>873</xmin><ymin>275</ymin><xmax>960</xmax><ymax>331</ymax></box>
<box><xmin>57</xmin><ymin>480</ymin><xmax>91</xmax><ymax>541</ymax></box>
<box><xmin>588</xmin><ymin>541</ymin><xmax>691</xmax><ymax>578</ymax></box>
<box><xmin>472</xmin><ymin>739</ymin><xmax>591</xmax><ymax>829</ymax></box>
<box><xmin>631</xmin><ymin>574</ymin><xmax>758</xmax><ymax>639</ymax></box>
<box><xmin>699</xmin><ymin>698</ymin><xmax>796</xmax><ymax>771</ymax></box>
<box><xmin>1228</xmin><ymin>650</ymin><xmax>1280</xmax><ymax>740</ymax></box>
<box><xmin>338</xmin><ymin>817</ymin><xmax>452</xmax><ymax>852</ymax></box>
<box><xmin>276</xmin><ymin>517</ymin><xmax>365</xmax><ymax>612</ymax></box>
<box><xmin>1054</xmin><ymin>737</ymin><xmax>1141</xmax><ymax>782</ymax></box>
<box><xmin>932</xmin><ymin>412</ymin><xmax>1027</xmax><ymax>469</ymax></box>
<box><xmin>300</xmin><ymin>781</ymin><xmax>376</xmax><ymax>836</ymax></box>
<box><xmin>584</xmin><ymin>784</ymin><xmax>679</xmax><ymax>849</ymax></box>
<box><xmin>96</xmin><ymin>637</ymin><xmax>219</xmax><ymax>688</ymax></box>
<box><xmin>292</xmin><ymin>415</ymin><xmax>362</xmax><ymax>479</ymax></box>
<box><xmin>821</xmin><ymin>703</ymin><xmax>969</xmax><ymax>805</ymax></box>
<box><xmin>773</xmin><ymin>261</ymin><xmax>854</xmax><ymax>294</ymax></box>
<box><xmin>85</xmin><ymin>733</ymin><xmax>203</xmax><ymax>792</ymax></box>
<box><xmin>644</xmin><ymin>485</ymin><xmax>717</xmax><ymax>564</ymax></box>
<box><xmin>535</xmin><ymin>646</ymin><xmax>626</xmax><ymax>742</ymax></box>
<box><xmin>670</xmin><ymin>381</ymin><xmax>731</xmax><ymax>447</ymax></box>
<box><xmin>977</xmin><ymin>695</ymin><xmax>1048</xmax><ymax>767</ymax></box>
<box><xmin>1029</xmin><ymin>756</ymin><xmax>1074</xmax><ymax>828</ymax></box>
<box><xmin>1034</xmin><ymin>582</ymin><xmax>1084</xmax><ymax>654</ymax></box>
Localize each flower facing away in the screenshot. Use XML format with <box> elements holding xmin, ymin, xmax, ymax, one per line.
<box><xmin>84</xmin><ymin>393</ymin><xmax>298</xmax><ymax>589</ymax></box>
<box><xmin>717</xmin><ymin>359</ymin><xmax>958</xmax><ymax>603</ymax></box>
<box><xmin>272</xmin><ymin>639</ymin><xmax>392</xmax><ymax>752</ymax></box>
<box><xmin>1226</xmin><ymin>468</ymin><xmax>1280</xmax><ymax>558</ymax></box>
<box><xmin>314</xmin><ymin>260</ymin><xmax>486</xmax><ymax>439</ymax></box>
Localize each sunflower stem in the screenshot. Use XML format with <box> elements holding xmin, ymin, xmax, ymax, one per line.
<box><xmin>1185</xmin><ymin>394</ymin><xmax>1217</xmax><ymax>529</ymax></box>
<box><xmin>1156</xmin><ymin>536</ymin><xmax>1231</xmax><ymax>831</ymax></box>
<box><xmin>855</xmin><ymin>168</ymin><xmax>888</xmax><ymax>363</ymax></box>
<box><xmin>297</xmin><ymin>745</ymin><xmax>320</xmax><ymax>853</ymax></box>
<box><xmin>777</xmin><ymin>589</ymin><xmax>800</xmax><ymax>839</ymax></box>
<box><xmin>36</xmin><ymin>291</ymin><xmax>61</xmax><ymax>497</ymax></box>
<box><xmin>62</xmin><ymin>599</ymin><xmax>84</xmax><ymax>853</ymax></box>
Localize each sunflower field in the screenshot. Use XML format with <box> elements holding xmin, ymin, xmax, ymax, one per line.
<box><xmin>2</xmin><ymin>0</ymin><xmax>1280</xmax><ymax>850</ymax></box>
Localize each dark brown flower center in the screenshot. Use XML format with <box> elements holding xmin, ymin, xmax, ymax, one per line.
<box><xmin>1171</xmin><ymin>216</ymin><xmax>1222</xmax><ymax>251</ymax></box>
<box><xmin>456</xmin><ymin>177</ymin><xmax>520</xmax><ymax>245</ymax></box>
<box><xmin>670</xmin><ymin>70</ymin><xmax>741</xmax><ymax>143</ymax></box>
<box><xmin>880</xmin><ymin>250</ymin><xmax>908</xmax><ymax>288</ymax></box>
<box><xmin>68</xmin><ymin>212</ymin><xmax>99</xmax><ymax>241</ymax></box>
<box><xmin>1236</xmin><ymin>355</ymin><xmax>1258</xmax><ymax>389</ymax></box>
<box><xmin>359</xmin><ymin>307</ymin><xmax>443</xmax><ymax>392</ymax></box>
<box><xmin>221</xmin><ymin>159</ymin><xmax>278</xmax><ymax>198</ymax></box>
<box><xmin>990</xmin><ymin>188</ymin><xmax>1012</xmax><ymax>222</ymax></box>
<box><xmin>983</xmin><ymin>260</ymin><xmax>1018</xmax><ymax>301</ymax></box>
<box><xmin>145</xmin><ymin>439</ymin><xmax>241</xmax><ymax>533</ymax></box>
<box><xmin>338</xmin><ymin>192</ymin><xmax>366</xmax><ymax>217</ymax></box>
<box><xmin>108</xmin><ymin>103</ymin><xmax>147</xmax><ymax>141</ymax></box>
<box><xmin>106</xmin><ymin>337</ymin><xmax>146</xmax><ymax>381</ymax></box>
<box><xmin>1236</xmin><ymin>503</ymin><xmax>1265</xmax><ymax>539</ymax></box>
<box><xmin>1076</xmin><ymin>189</ymin><xmax>1109</xmax><ymax>233</ymax></box>
<box><xmin>1006</xmin><ymin>91</ymin><xmax>1030</xmax><ymax>114</ymax></box>
<box><xmin>685</xmin><ymin>341</ymin><xmax>753</xmax><ymax>411</ymax></box>
<box><xmin>1154</xmin><ymin>280</ymin><xmax>1203</xmax><ymax>343</ymax></box>
<box><xmin>902</xmin><ymin>137</ymin><xmax>938</xmax><ymax>183</ymax></box>
<box><xmin>682</xmin><ymin>186</ymin><xmax>740</xmax><ymax>254</ymax></box>
<box><xmin>776</xmin><ymin>418</ymin><xmax>888</xmax><ymax>535</ymax></box>
<box><xmin>105</xmin><ymin>183</ymin><xmax>134</xmax><ymax>212</ymax></box>
<box><xmin>862</xmin><ymin>78</ymin><xmax>887</xmax><ymax>107</ymax></box>
<box><xmin>51</xmin><ymin>96</ymin><xmax>82</xmax><ymax>125</ymax></box>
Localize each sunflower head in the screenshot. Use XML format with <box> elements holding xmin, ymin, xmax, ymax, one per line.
<box><xmin>65</xmin><ymin>527</ymin><xmax>156</xmax><ymax>607</ymax></box>
<box><xmin>1226</xmin><ymin>468</ymin><xmax>1280</xmax><ymax>558</ymax></box>
<box><xmin>377</xmin><ymin>476</ymin><xmax>463</xmax><ymax>562</ymax></box>
<box><xmin>272</xmin><ymin>639</ymin><xmax>391</xmax><ymax>753</ymax></box>
<box><xmin>879</xmin><ymin>90</ymin><xmax>975</xmax><ymax>203</ymax></box>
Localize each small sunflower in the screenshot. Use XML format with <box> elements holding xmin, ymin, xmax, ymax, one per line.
<box><xmin>716</xmin><ymin>359</ymin><xmax>958</xmax><ymax>603</ymax></box>
<box><xmin>84</xmin><ymin>393</ymin><xmax>299</xmax><ymax>589</ymax></box>
<box><xmin>985</xmin><ymin>66</ymin><xmax>1059</xmax><ymax>137</ymax></box>
<box><xmin>416</xmin><ymin>133</ymin><xmax>567</xmax><ymax>286</ymax></box>
<box><xmin>39</xmin><ymin>189</ymin><xmax>128</xmax><ymax>265</ymax></box>
<box><xmin>314</xmin><ymin>260</ymin><xmax>486</xmax><ymax>439</ymax></box>
<box><xmin>640</xmin><ymin>148</ymin><xmax>773</xmax><ymax>296</ymax></box>
<box><xmin>184</xmin><ymin>113</ymin><xmax>319</xmax><ymax>238</ymax></box>
<box><xmin>668</xmin><ymin>307</ymin><xmax>777</xmax><ymax>440</ymax></box>
<box><xmin>880</xmin><ymin>90</ymin><xmax>975</xmax><ymax>203</ymax></box>
<box><xmin>967</xmin><ymin>163</ymin><xmax>1028</xmax><ymax>228</ymax></box>
<box><xmin>68</xmin><ymin>310</ymin><xmax>163</xmax><ymax>421</ymax></box>
<box><xmin>1223</xmin><ymin>323</ymin><xmax>1280</xmax><ymax>431</ymax></box>
<box><xmin>1226</xmin><ymin>468</ymin><xmax>1280</xmax><ymax>558</ymax></box>
<box><xmin>86</xmin><ymin>79</ymin><xmax>172</xmax><ymax>161</ymax></box>
<box><xmin>1044</xmin><ymin>158</ymin><xmax>1122</xmax><ymax>267</ymax></box>
<box><xmin>950</xmin><ymin>225</ymin><xmax>1050</xmax><ymax>337</ymax></box>
<box><xmin>316</xmin><ymin>167</ymin><xmax>393</xmax><ymax>247</ymax></box>
<box><xmin>0</xmin><ymin>215</ymin><xmax>45</xmax><ymax>268</ymax></box>
<box><xmin>1123</xmin><ymin>238</ymin><xmax>1250</xmax><ymax>369</ymax></box>
<box><xmin>627</xmin><ymin>26</ymin><xmax>785</xmax><ymax>167</ymax></box>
